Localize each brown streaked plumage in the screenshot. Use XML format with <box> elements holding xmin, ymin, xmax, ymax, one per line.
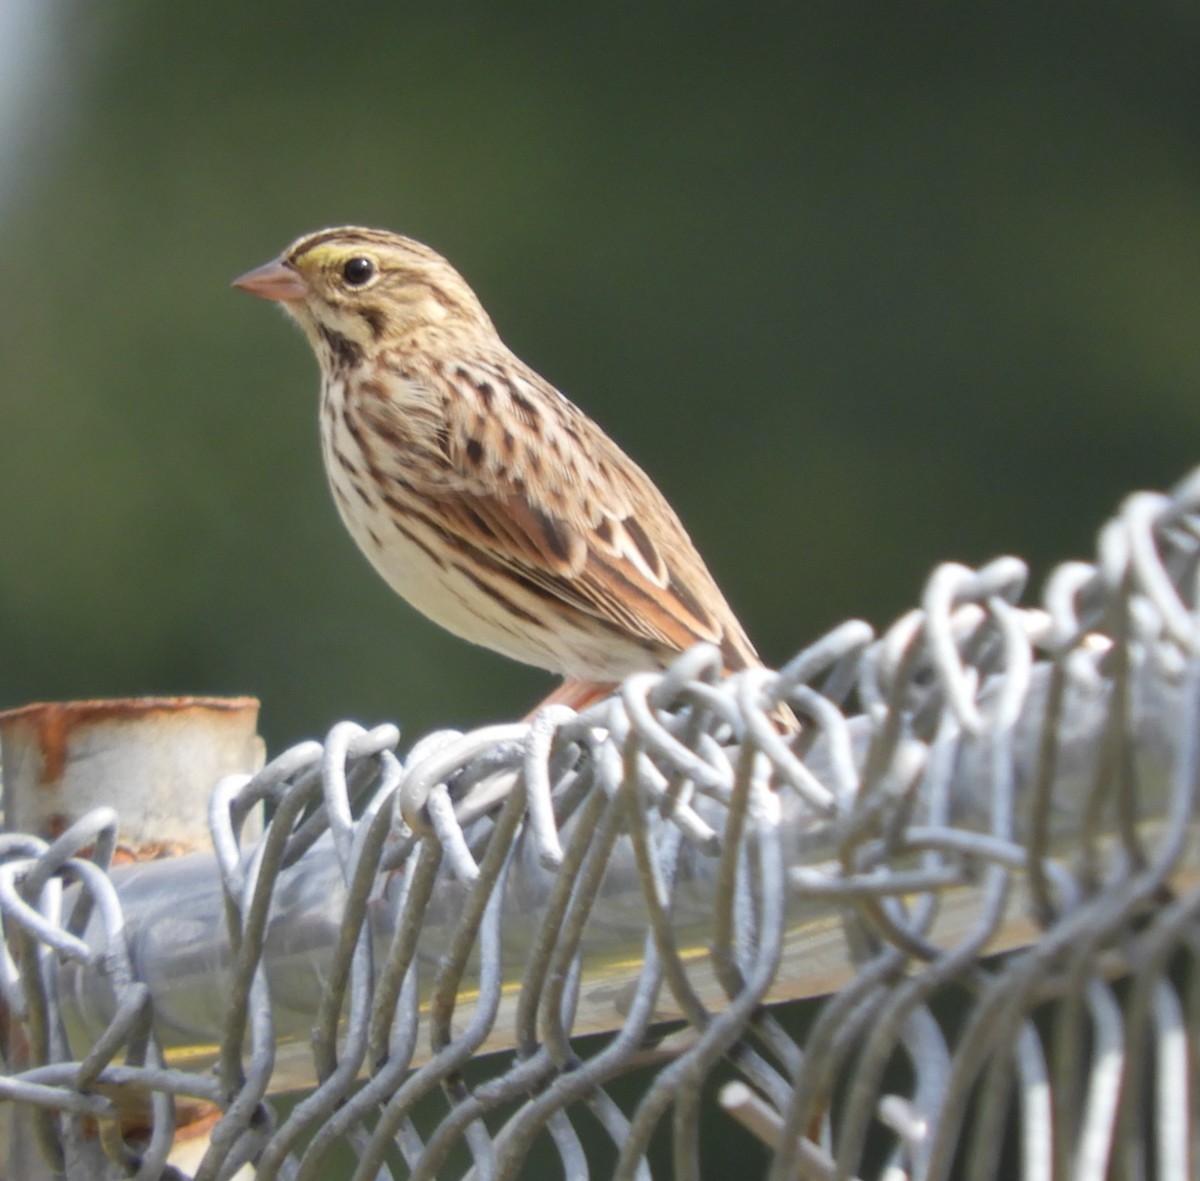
<box><xmin>233</xmin><ymin>227</ymin><xmax>775</xmax><ymax>716</ymax></box>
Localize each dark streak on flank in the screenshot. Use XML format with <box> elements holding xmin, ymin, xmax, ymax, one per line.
<box><xmin>453</xmin><ymin>563</ymin><xmax>543</xmax><ymax>626</ymax></box>
<box><xmin>372</xmin><ymin>420</ymin><xmax>405</xmax><ymax>446</ymax></box>
<box><xmin>370</xmin><ymin>418</ymin><xmax>405</xmax><ymax>450</ymax></box>
<box><xmin>395</xmin><ymin>518</ymin><xmax>451</xmax><ymax>570</ymax></box>
<box><xmin>595</xmin><ymin>518</ymin><xmax>614</xmax><ymax>545</ymax></box>
<box><xmin>465</xmin><ymin>438</ymin><xmax>484</xmax><ymax>467</ymax></box>
<box><xmin>475</xmin><ymin>380</ymin><xmax>495</xmax><ymax>410</ymax></box>
<box><xmin>341</xmin><ymin>405</ymin><xmax>372</xmax><ymax>460</ymax></box>
<box><xmin>333</xmin><ymin>446</ymin><xmax>359</xmax><ymax>476</ymax></box>
<box><xmin>380</xmin><ymin>495</ymin><xmax>449</xmax><ymax>570</ymax></box>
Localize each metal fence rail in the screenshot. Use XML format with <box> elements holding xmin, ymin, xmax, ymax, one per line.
<box><xmin>3</xmin><ymin>470</ymin><xmax>1200</xmax><ymax>1180</ymax></box>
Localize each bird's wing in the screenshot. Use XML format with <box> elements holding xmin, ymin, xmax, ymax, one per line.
<box><xmin>393</xmin><ymin>357</ymin><xmax>763</xmax><ymax>671</ymax></box>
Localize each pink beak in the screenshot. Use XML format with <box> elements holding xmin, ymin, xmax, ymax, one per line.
<box><xmin>231</xmin><ymin>258</ymin><xmax>308</xmax><ymax>302</ymax></box>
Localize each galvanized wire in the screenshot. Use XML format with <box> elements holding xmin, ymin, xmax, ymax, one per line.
<box><xmin>3</xmin><ymin>469</ymin><xmax>1200</xmax><ymax>1179</ymax></box>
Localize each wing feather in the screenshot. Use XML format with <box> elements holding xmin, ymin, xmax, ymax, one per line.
<box><xmin>430</xmin><ymin>357</ymin><xmax>762</xmax><ymax>669</ymax></box>
<box><xmin>358</xmin><ymin>345</ymin><xmax>762</xmax><ymax>671</ymax></box>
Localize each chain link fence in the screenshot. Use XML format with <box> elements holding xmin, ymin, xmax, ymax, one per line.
<box><xmin>3</xmin><ymin>470</ymin><xmax>1200</xmax><ymax>1179</ymax></box>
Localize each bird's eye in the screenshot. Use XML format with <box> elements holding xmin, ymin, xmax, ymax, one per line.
<box><xmin>341</xmin><ymin>256</ymin><xmax>375</xmax><ymax>286</ymax></box>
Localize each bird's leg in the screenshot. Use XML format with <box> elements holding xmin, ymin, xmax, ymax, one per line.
<box><xmin>527</xmin><ymin>677</ymin><xmax>619</xmax><ymax>718</ymax></box>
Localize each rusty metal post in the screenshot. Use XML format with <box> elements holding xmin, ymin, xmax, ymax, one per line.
<box><xmin>0</xmin><ymin>696</ymin><xmax>265</xmax><ymax>1178</ymax></box>
<box><xmin>0</xmin><ymin>696</ymin><xmax>263</xmax><ymax>857</ymax></box>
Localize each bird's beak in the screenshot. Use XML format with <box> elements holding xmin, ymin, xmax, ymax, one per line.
<box><xmin>231</xmin><ymin>258</ymin><xmax>308</xmax><ymax>302</ymax></box>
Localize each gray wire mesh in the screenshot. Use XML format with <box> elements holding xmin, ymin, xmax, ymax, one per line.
<box><xmin>4</xmin><ymin>470</ymin><xmax>1200</xmax><ymax>1180</ymax></box>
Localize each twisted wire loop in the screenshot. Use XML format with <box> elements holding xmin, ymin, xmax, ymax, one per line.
<box><xmin>3</xmin><ymin>473</ymin><xmax>1200</xmax><ymax>1180</ymax></box>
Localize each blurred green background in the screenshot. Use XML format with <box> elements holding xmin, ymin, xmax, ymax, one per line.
<box><xmin>3</xmin><ymin>1</ymin><xmax>1200</xmax><ymax>754</ymax></box>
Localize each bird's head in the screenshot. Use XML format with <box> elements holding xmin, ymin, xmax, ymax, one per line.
<box><xmin>233</xmin><ymin>227</ymin><xmax>494</xmax><ymax>365</ymax></box>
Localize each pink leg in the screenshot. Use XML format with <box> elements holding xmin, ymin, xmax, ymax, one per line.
<box><xmin>527</xmin><ymin>677</ymin><xmax>618</xmax><ymax>717</ymax></box>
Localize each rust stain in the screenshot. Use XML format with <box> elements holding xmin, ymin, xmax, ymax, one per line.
<box><xmin>82</xmin><ymin>1096</ymin><xmax>224</xmax><ymax>1142</ymax></box>
<box><xmin>43</xmin><ymin>812</ymin><xmax>71</xmax><ymax>839</ymax></box>
<box><xmin>111</xmin><ymin>838</ymin><xmax>207</xmax><ymax>864</ymax></box>
<box><xmin>165</xmin><ymin>1101</ymin><xmax>225</xmax><ymax>1141</ymax></box>
<box><xmin>0</xmin><ymin>696</ymin><xmax>260</xmax><ymax>787</ymax></box>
